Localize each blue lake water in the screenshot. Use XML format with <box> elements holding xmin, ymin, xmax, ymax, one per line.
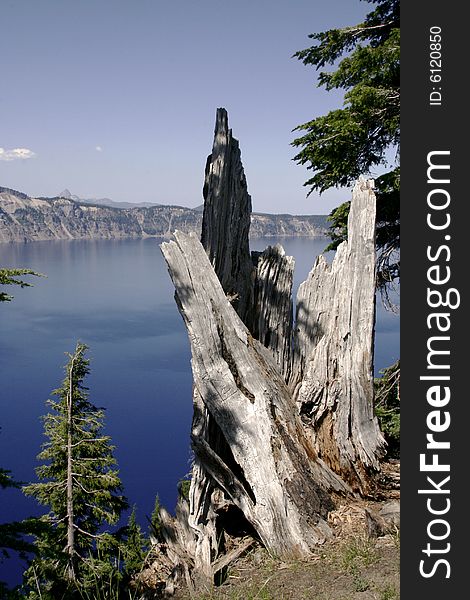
<box><xmin>0</xmin><ymin>236</ymin><xmax>399</xmax><ymax>586</ymax></box>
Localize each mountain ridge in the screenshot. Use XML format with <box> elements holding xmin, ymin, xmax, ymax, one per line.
<box><xmin>57</xmin><ymin>189</ymin><xmax>162</xmax><ymax>210</ymax></box>
<box><xmin>0</xmin><ymin>186</ymin><xmax>329</xmax><ymax>243</ymax></box>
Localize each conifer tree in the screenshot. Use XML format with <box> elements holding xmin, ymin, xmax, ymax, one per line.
<box><xmin>121</xmin><ymin>506</ymin><xmax>147</xmax><ymax>579</ymax></box>
<box><xmin>23</xmin><ymin>342</ymin><xmax>128</xmax><ymax>597</ymax></box>
<box><xmin>292</xmin><ymin>0</ymin><xmax>400</xmax><ymax>289</ymax></box>
<box><xmin>149</xmin><ymin>494</ymin><xmax>162</xmax><ymax>541</ymax></box>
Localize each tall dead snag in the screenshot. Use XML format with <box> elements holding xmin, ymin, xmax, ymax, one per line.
<box><xmin>161</xmin><ymin>231</ymin><xmax>349</xmax><ymax>558</ymax></box>
<box><xmin>290</xmin><ymin>179</ymin><xmax>386</xmax><ymax>494</ymax></box>
<box><xmin>201</xmin><ymin>109</ymin><xmax>295</xmax><ymax>378</ymax></box>
<box><xmin>201</xmin><ymin>108</ymin><xmax>254</xmax><ymax>325</ymax></box>
<box><xmin>157</xmin><ymin>110</ymin><xmax>383</xmax><ymax>592</ymax></box>
<box><xmin>180</xmin><ymin>108</ymin><xmax>258</xmax><ymax>582</ymax></box>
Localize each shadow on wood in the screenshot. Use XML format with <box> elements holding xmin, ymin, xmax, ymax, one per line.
<box><xmin>154</xmin><ymin>108</ymin><xmax>385</xmax><ymax>594</ymax></box>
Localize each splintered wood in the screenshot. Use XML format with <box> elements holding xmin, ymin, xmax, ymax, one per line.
<box><xmin>158</xmin><ymin>108</ymin><xmax>385</xmax><ymax>591</ymax></box>
<box><xmin>289</xmin><ymin>179</ymin><xmax>386</xmax><ymax>493</ymax></box>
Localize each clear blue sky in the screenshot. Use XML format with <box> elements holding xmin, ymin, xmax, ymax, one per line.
<box><xmin>0</xmin><ymin>0</ymin><xmax>372</xmax><ymax>214</ymax></box>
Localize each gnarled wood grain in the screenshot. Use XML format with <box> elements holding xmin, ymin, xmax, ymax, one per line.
<box><xmin>290</xmin><ymin>179</ymin><xmax>386</xmax><ymax>493</ymax></box>
<box><xmin>162</xmin><ymin>232</ymin><xmax>349</xmax><ymax>560</ymax></box>
<box><xmin>154</xmin><ymin>111</ymin><xmax>385</xmax><ymax>594</ymax></box>
<box><xmin>252</xmin><ymin>244</ymin><xmax>294</xmax><ymax>381</ymax></box>
<box><xmin>201</xmin><ymin>108</ymin><xmax>254</xmax><ymax>325</ymax></box>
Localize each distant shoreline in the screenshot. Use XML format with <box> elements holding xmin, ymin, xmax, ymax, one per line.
<box><xmin>0</xmin><ymin>186</ymin><xmax>330</xmax><ymax>244</ymax></box>
<box><xmin>0</xmin><ymin>231</ymin><xmax>329</xmax><ymax>245</ymax></box>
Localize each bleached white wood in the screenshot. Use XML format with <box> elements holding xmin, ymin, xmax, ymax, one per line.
<box><xmin>162</xmin><ymin>231</ymin><xmax>349</xmax><ymax>558</ymax></box>
<box><xmin>290</xmin><ymin>179</ymin><xmax>386</xmax><ymax>493</ymax></box>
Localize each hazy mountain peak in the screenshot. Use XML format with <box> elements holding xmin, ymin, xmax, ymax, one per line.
<box><xmin>59</xmin><ymin>188</ymin><xmax>73</xmax><ymax>199</ymax></box>
<box><xmin>55</xmin><ymin>189</ymin><xmax>162</xmax><ymax>209</ymax></box>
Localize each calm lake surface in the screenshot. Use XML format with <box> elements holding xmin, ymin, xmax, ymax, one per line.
<box><xmin>0</xmin><ymin>236</ymin><xmax>399</xmax><ymax>584</ymax></box>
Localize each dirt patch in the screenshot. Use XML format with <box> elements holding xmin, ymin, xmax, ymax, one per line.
<box><xmin>170</xmin><ymin>535</ymin><xmax>399</xmax><ymax>600</ymax></box>
<box><xmin>170</xmin><ymin>461</ymin><xmax>400</xmax><ymax>600</ymax></box>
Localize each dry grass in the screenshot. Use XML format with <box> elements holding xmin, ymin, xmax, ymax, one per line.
<box><xmin>165</xmin><ymin>463</ymin><xmax>400</xmax><ymax>600</ymax></box>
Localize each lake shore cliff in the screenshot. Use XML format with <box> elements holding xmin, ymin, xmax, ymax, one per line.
<box><xmin>0</xmin><ymin>186</ymin><xmax>328</xmax><ymax>243</ymax></box>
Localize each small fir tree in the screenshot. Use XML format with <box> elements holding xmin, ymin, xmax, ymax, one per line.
<box><xmin>23</xmin><ymin>342</ymin><xmax>128</xmax><ymax>598</ymax></box>
<box><xmin>121</xmin><ymin>506</ymin><xmax>147</xmax><ymax>579</ymax></box>
<box><xmin>149</xmin><ymin>494</ymin><xmax>162</xmax><ymax>541</ymax></box>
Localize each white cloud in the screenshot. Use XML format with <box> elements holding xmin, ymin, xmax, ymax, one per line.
<box><xmin>95</xmin><ymin>145</ymin><xmax>103</xmax><ymax>152</ymax></box>
<box><xmin>0</xmin><ymin>147</ymin><xmax>36</xmax><ymax>161</ymax></box>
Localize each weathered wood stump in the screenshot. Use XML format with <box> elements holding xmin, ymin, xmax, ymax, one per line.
<box><xmin>156</xmin><ymin>109</ymin><xmax>385</xmax><ymax>591</ymax></box>
<box><xmin>162</xmin><ymin>229</ymin><xmax>349</xmax><ymax>549</ymax></box>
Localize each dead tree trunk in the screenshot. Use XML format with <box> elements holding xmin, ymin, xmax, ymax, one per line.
<box><xmin>289</xmin><ymin>179</ymin><xmax>386</xmax><ymax>493</ymax></box>
<box><xmin>66</xmin><ymin>354</ymin><xmax>76</xmax><ymax>582</ymax></box>
<box><xmin>157</xmin><ymin>109</ymin><xmax>385</xmax><ymax>591</ymax></box>
<box><xmin>201</xmin><ymin>108</ymin><xmax>254</xmax><ymax>325</ymax></box>
<box><xmin>162</xmin><ymin>231</ymin><xmax>349</xmax><ymax>554</ymax></box>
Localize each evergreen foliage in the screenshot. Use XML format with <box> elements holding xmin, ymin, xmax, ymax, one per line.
<box><xmin>177</xmin><ymin>478</ymin><xmax>191</xmax><ymax>502</ymax></box>
<box><xmin>120</xmin><ymin>507</ymin><xmax>147</xmax><ymax>579</ymax></box>
<box><xmin>374</xmin><ymin>360</ymin><xmax>400</xmax><ymax>458</ymax></box>
<box><xmin>292</xmin><ymin>0</ymin><xmax>400</xmax><ymax>286</ymax></box>
<box><xmin>22</xmin><ymin>342</ymin><xmax>128</xmax><ymax>598</ymax></box>
<box><xmin>0</xmin><ymin>279</ymin><xmax>44</xmax><ymax>595</ymax></box>
<box><xmin>0</xmin><ymin>467</ymin><xmax>19</xmax><ymax>491</ymax></box>
<box><xmin>0</xmin><ymin>268</ymin><xmax>43</xmax><ymax>302</ymax></box>
<box><xmin>149</xmin><ymin>494</ymin><xmax>162</xmax><ymax>541</ymax></box>
<box><xmin>1</xmin><ymin>467</ymin><xmax>48</xmax><ymax>595</ymax></box>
